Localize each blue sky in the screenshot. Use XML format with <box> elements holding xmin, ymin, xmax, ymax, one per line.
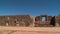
<box><xmin>0</xmin><ymin>0</ymin><xmax>60</xmax><ymax>16</ymax></box>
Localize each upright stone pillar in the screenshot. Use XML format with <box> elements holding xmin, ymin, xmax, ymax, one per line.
<box><xmin>55</xmin><ymin>23</ymin><xmax>60</xmax><ymax>27</ymax></box>
<box><xmin>33</xmin><ymin>17</ymin><xmax>35</xmax><ymax>27</ymax></box>
<box><xmin>46</xmin><ymin>16</ymin><xmax>48</xmax><ymax>23</ymax></box>
<box><xmin>30</xmin><ymin>16</ymin><xmax>35</xmax><ymax>27</ymax></box>
<box><xmin>6</xmin><ymin>23</ymin><xmax>8</xmax><ymax>26</ymax></box>
<box><xmin>40</xmin><ymin>16</ymin><xmax>42</xmax><ymax>24</ymax></box>
<box><xmin>16</xmin><ymin>21</ymin><xmax>19</xmax><ymax>26</ymax></box>
<box><xmin>46</xmin><ymin>16</ymin><xmax>48</xmax><ymax>21</ymax></box>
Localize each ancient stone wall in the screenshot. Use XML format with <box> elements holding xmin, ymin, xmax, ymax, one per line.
<box><xmin>55</xmin><ymin>15</ymin><xmax>60</xmax><ymax>27</ymax></box>
<box><xmin>0</xmin><ymin>15</ymin><xmax>33</xmax><ymax>27</ymax></box>
<box><xmin>35</xmin><ymin>15</ymin><xmax>54</xmax><ymax>27</ymax></box>
<box><xmin>0</xmin><ymin>14</ymin><xmax>60</xmax><ymax>27</ymax></box>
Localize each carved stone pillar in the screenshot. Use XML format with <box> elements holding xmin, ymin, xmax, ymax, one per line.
<box><xmin>6</xmin><ymin>23</ymin><xmax>8</xmax><ymax>26</ymax></box>
<box><xmin>55</xmin><ymin>23</ymin><xmax>60</xmax><ymax>27</ymax></box>
<box><xmin>16</xmin><ymin>21</ymin><xmax>19</xmax><ymax>26</ymax></box>
<box><xmin>46</xmin><ymin>16</ymin><xmax>48</xmax><ymax>23</ymax></box>
<box><xmin>31</xmin><ymin>16</ymin><xmax>35</xmax><ymax>27</ymax></box>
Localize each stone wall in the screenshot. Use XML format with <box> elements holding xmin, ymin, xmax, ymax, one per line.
<box><xmin>35</xmin><ymin>15</ymin><xmax>54</xmax><ymax>27</ymax></box>
<box><xmin>0</xmin><ymin>15</ymin><xmax>33</xmax><ymax>27</ymax></box>
<box><xmin>55</xmin><ymin>15</ymin><xmax>60</xmax><ymax>27</ymax></box>
<box><xmin>0</xmin><ymin>14</ymin><xmax>60</xmax><ymax>27</ymax></box>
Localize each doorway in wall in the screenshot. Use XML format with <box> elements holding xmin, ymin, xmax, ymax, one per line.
<box><xmin>42</xmin><ymin>17</ymin><xmax>46</xmax><ymax>22</ymax></box>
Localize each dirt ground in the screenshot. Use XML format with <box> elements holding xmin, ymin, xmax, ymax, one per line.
<box><xmin>0</xmin><ymin>26</ymin><xmax>60</xmax><ymax>34</ymax></box>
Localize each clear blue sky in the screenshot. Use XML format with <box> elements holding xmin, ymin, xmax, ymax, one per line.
<box><xmin>0</xmin><ymin>0</ymin><xmax>60</xmax><ymax>16</ymax></box>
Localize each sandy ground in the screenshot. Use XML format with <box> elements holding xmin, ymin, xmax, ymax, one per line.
<box><xmin>0</xmin><ymin>26</ymin><xmax>60</xmax><ymax>34</ymax></box>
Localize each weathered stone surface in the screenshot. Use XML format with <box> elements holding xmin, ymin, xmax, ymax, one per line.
<box><xmin>35</xmin><ymin>15</ymin><xmax>55</xmax><ymax>27</ymax></box>
<box><xmin>0</xmin><ymin>15</ymin><xmax>33</xmax><ymax>27</ymax></box>
<box><xmin>0</xmin><ymin>14</ymin><xmax>60</xmax><ymax>27</ymax></box>
<box><xmin>55</xmin><ymin>15</ymin><xmax>60</xmax><ymax>27</ymax></box>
